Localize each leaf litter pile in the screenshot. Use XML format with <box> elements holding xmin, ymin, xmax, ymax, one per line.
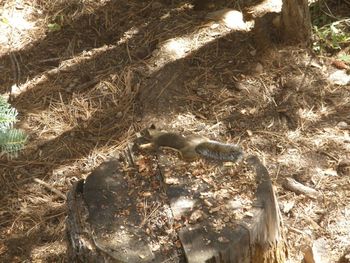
<box><xmin>0</xmin><ymin>0</ymin><xmax>349</xmax><ymax>262</ymax></box>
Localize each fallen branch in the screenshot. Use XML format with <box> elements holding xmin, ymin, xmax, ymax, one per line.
<box><xmin>283</xmin><ymin>177</ymin><xmax>321</xmax><ymax>200</ymax></box>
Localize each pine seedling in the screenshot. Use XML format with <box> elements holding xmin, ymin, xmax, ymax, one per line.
<box><xmin>0</xmin><ymin>96</ymin><xmax>27</xmax><ymax>155</ymax></box>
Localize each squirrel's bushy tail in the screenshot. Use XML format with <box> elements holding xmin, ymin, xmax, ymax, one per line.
<box><xmin>195</xmin><ymin>141</ymin><xmax>244</xmax><ymax>162</ymax></box>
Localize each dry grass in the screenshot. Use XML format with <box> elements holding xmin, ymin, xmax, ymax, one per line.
<box><xmin>0</xmin><ymin>0</ymin><xmax>350</xmax><ymax>262</ymax></box>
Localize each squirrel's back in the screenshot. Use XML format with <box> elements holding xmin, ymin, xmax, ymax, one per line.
<box><xmin>151</xmin><ymin>132</ymin><xmax>188</xmax><ymax>150</ymax></box>
<box><xmin>140</xmin><ymin>126</ymin><xmax>243</xmax><ymax>162</ymax></box>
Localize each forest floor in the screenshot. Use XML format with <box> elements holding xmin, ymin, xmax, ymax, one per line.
<box><xmin>0</xmin><ymin>0</ymin><xmax>349</xmax><ymax>262</ymax></box>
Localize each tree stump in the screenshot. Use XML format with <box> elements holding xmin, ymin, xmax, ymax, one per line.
<box><xmin>66</xmin><ymin>142</ymin><xmax>287</xmax><ymax>262</ymax></box>
<box><xmin>281</xmin><ymin>0</ymin><xmax>312</xmax><ymax>45</ymax></box>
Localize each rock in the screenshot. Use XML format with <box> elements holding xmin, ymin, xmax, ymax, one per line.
<box><xmin>337</xmin><ymin>121</ymin><xmax>349</xmax><ymax>129</ymax></box>
<box><xmin>328</xmin><ymin>70</ymin><xmax>350</xmax><ymax>85</ymax></box>
<box><xmin>189</xmin><ymin>209</ymin><xmax>204</xmax><ymax>223</ymax></box>
<box><xmin>196</xmin><ymin>88</ymin><xmax>206</xmax><ymax>96</ymax></box>
<box><xmin>222</xmin><ymin>10</ymin><xmax>247</xmax><ymax>30</ymax></box>
<box><xmin>303</xmin><ymin>238</ymin><xmax>330</xmax><ymax>263</ymax></box>
<box><xmin>281</xmin><ymin>200</ymin><xmax>295</xmax><ymax>214</ymax></box>
<box><xmin>151</xmin><ymin>1</ymin><xmax>162</xmax><ymax>9</ymax></box>
<box><xmin>250</xmin><ymin>49</ymin><xmax>257</xmax><ymax>56</ymax></box>
<box><xmin>206</xmin><ymin>9</ymin><xmax>248</xmax><ymax>30</ymax></box>
<box><xmin>116</xmin><ymin>112</ymin><xmax>123</xmax><ymax>119</ymax></box>
<box><xmin>254</xmin><ymin>62</ymin><xmax>263</xmax><ymax>74</ymax></box>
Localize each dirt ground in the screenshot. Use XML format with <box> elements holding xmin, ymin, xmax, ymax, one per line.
<box><xmin>0</xmin><ymin>0</ymin><xmax>349</xmax><ymax>262</ymax></box>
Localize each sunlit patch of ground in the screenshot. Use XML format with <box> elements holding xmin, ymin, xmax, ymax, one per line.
<box><xmin>0</xmin><ymin>0</ymin><xmax>350</xmax><ymax>262</ymax></box>
<box><xmin>0</xmin><ymin>1</ymin><xmax>37</xmax><ymax>50</ymax></box>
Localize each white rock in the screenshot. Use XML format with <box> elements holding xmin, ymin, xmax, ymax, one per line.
<box><xmin>303</xmin><ymin>238</ymin><xmax>330</xmax><ymax>263</ymax></box>
<box><xmin>337</xmin><ymin>121</ymin><xmax>348</xmax><ymax>129</ymax></box>
<box><xmin>328</xmin><ymin>70</ymin><xmax>350</xmax><ymax>85</ymax></box>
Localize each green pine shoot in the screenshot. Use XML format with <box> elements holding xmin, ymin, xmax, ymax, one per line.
<box><xmin>0</xmin><ymin>96</ymin><xmax>27</xmax><ymax>155</ymax></box>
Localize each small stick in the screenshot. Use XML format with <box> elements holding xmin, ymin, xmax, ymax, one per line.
<box><xmin>283</xmin><ymin>177</ymin><xmax>321</xmax><ymax>200</ymax></box>
<box><xmin>126</xmin><ymin>41</ymin><xmax>132</xmax><ymax>63</ymax></box>
<box><xmin>156</xmin><ymin>73</ymin><xmax>177</xmax><ymax>99</ymax></box>
<box><xmin>10</xmin><ymin>52</ymin><xmax>21</xmax><ymax>89</ymax></box>
<box><xmin>288</xmin><ymin>226</ymin><xmax>305</xmax><ymax>235</ymax></box>
<box><xmin>34</xmin><ymin>178</ymin><xmax>66</xmax><ymax>200</ymax></box>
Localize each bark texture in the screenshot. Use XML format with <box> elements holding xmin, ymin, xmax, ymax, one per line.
<box><xmin>281</xmin><ymin>0</ymin><xmax>312</xmax><ymax>45</ymax></box>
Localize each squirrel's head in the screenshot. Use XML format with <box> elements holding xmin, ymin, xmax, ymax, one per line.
<box><xmin>139</xmin><ymin>124</ymin><xmax>158</xmax><ymax>140</ymax></box>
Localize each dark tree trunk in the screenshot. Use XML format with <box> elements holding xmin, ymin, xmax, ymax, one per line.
<box><xmin>281</xmin><ymin>0</ymin><xmax>312</xmax><ymax>46</ymax></box>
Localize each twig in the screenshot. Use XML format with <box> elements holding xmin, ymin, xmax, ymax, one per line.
<box><xmin>318</xmin><ymin>150</ymin><xmax>338</xmax><ymax>162</ymax></box>
<box><xmin>139</xmin><ymin>202</ymin><xmax>160</xmax><ymax>228</ymax></box>
<box><xmin>9</xmin><ymin>52</ymin><xmax>21</xmax><ymax>89</ymax></box>
<box><xmin>156</xmin><ymin>73</ymin><xmax>177</xmax><ymax>99</ymax></box>
<box><xmin>37</xmin><ymin>57</ymin><xmax>64</xmax><ymax>63</ymax></box>
<box><xmin>34</xmin><ymin>178</ymin><xmax>67</xmax><ymax>200</ymax></box>
<box><xmin>288</xmin><ymin>226</ymin><xmax>305</xmax><ymax>235</ymax></box>
<box><xmin>71</xmin><ymin>79</ymin><xmax>99</xmax><ymax>91</ymax></box>
<box><xmin>283</xmin><ymin>177</ymin><xmax>321</xmax><ymax>200</ymax></box>
<box><xmin>126</xmin><ymin>41</ymin><xmax>132</xmax><ymax>63</ymax></box>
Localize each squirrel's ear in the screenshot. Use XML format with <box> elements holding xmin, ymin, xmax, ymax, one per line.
<box><xmin>149</xmin><ymin>124</ymin><xmax>156</xmax><ymax>129</ymax></box>
<box><xmin>139</xmin><ymin>127</ymin><xmax>151</xmax><ymax>138</ymax></box>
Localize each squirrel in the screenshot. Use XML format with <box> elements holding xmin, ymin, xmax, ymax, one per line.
<box><xmin>139</xmin><ymin>126</ymin><xmax>243</xmax><ymax>162</ymax></box>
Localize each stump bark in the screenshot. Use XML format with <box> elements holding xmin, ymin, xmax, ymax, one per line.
<box><xmin>66</xmin><ymin>147</ymin><xmax>287</xmax><ymax>262</ymax></box>
<box><xmin>281</xmin><ymin>0</ymin><xmax>312</xmax><ymax>45</ymax></box>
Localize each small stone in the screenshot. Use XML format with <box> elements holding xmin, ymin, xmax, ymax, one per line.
<box><xmin>328</xmin><ymin>70</ymin><xmax>350</xmax><ymax>85</ymax></box>
<box><xmin>151</xmin><ymin>1</ymin><xmax>162</xmax><ymax>9</ymax></box>
<box><xmin>250</xmin><ymin>49</ymin><xmax>257</xmax><ymax>56</ymax></box>
<box><xmin>196</xmin><ymin>88</ymin><xmax>206</xmax><ymax>96</ymax></box>
<box><xmin>254</xmin><ymin>62</ymin><xmax>263</xmax><ymax>74</ymax></box>
<box><xmin>281</xmin><ymin>200</ymin><xmax>295</xmax><ymax>214</ymax></box>
<box><xmin>233</xmin><ymin>81</ymin><xmax>244</xmax><ymax>90</ymax></box>
<box><xmin>11</xmin><ymin>84</ymin><xmax>21</xmax><ymax>96</ymax></box>
<box><xmin>227</xmin><ymin>200</ymin><xmax>242</xmax><ymax>210</ymax></box>
<box><xmin>116</xmin><ymin>112</ymin><xmax>123</xmax><ymax>119</ymax></box>
<box><xmin>164</xmin><ymin>177</ymin><xmax>179</xmax><ymax>185</ymax></box>
<box><xmin>189</xmin><ymin>209</ymin><xmax>203</xmax><ymax>223</ymax></box>
<box><xmin>337</xmin><ymin>121</ymin><xmax>348</xmax><ymax>129</ymax></box>
<box><xmin>223</xmin><ymin>10</ymin><xmax>246</xmax><ymax>30</ymax></box>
